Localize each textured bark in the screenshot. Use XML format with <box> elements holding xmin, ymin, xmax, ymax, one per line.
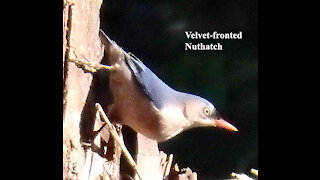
<box><xmin>62</xmin><ymin>0</ymin><xmax>121</xmax><ymax>179</ymax></box>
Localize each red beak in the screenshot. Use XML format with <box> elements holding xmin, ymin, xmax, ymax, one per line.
<box><xmin>215</xmin><ymin>119</ymin><xmax>238</xmax><ymax>131</ymax></box>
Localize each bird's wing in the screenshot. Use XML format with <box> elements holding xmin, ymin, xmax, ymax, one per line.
<box><xmin>125</xmin><ymin>53</ymin><xmax>175</xmax><ymax>109</ymax></box>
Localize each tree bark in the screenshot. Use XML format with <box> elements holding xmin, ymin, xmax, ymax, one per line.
<box><xmin>63</xmin><ymin>0</ymin><xmax>115</xmax><ymax>179</ymax></box>
<box><xmin>63</xmin><ymin>0</ymin><xmax>197</xmax><ymax>179</ymax></box>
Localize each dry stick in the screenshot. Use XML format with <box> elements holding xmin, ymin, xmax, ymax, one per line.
<box><xmin>159</xmin><ymin>152</ymin><xmax>167</xmax><ymax>176</ymax></box>
<box><xmin>95</xmin><ymin>103</ymin><xmax>144</xmax><ymax>180</ymax></box>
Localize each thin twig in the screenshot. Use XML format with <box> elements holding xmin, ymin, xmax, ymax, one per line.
<box><xmin>95</xmin><ymin>103</ymin><xmax>144</xmax><ymax>180</ymax></box>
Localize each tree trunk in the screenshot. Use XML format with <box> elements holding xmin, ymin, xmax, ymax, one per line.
<box><xmin>63</xmin><ymin>0</ymin><xmax>118</xmax><ymax>179</ymax></box>
<box><xmin>63</xmin><ymin>0</ymin><xmax>197</xmax><ymax>179</ymax></box>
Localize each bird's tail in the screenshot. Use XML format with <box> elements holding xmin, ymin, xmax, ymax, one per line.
<box><xmin>99</xmin><ymin>29</ymin><xmax>126</xmax><ymax>65</ymax></box>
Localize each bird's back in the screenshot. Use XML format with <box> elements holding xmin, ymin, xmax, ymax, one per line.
<box><xmin>125</xmin><ymin>54</ymin><xmax>178</xmax><ymax>109</ymax></box>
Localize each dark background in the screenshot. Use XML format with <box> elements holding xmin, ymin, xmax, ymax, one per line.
<box><xmin>9</xmin><ymin>0</ymin><xmax>314</xmax><ymax>179</ymax></box>
<box><xmin>100</xmin><ymin>0</ymin><xmax>258</xmax><ymax>179</ymax></box>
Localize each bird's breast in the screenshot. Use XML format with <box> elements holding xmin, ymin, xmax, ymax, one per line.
<box><xmin>156</xmin><ymin>106</ymin><xmax>192</xmax><ymax>141</ymax></box>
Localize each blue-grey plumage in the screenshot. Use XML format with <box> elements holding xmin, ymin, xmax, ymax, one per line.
<box><xmin>125</xmin><ymin>54</ymin><xmax>178</xmax><ymax>109</ymax></box>
<box><xmin>99</xmin><ymin>30</ymin><xmax>238</xmax><ymax>142</ymax></box>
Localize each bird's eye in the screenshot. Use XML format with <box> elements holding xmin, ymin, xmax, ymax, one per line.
<box><xmin>203</xmin><ymin>107</ymin><xmax>211</xmax><ymax>116</ymax></box>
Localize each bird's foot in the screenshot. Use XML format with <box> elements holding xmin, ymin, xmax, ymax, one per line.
<box><xmin>160</xmin><ymin>152</ymin><xmax>173</xmax><ymax>177</ymax></box>
<box><xmin>67</xmin><ymin>58</ymin><xmax>112</xmax><ymax>73</ymax></box>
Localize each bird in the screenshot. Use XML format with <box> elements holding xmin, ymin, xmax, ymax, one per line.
<box><xmin>92</xmin><ymin>30</ymin><xmax>238</xmax><ymax>142</ymax></box>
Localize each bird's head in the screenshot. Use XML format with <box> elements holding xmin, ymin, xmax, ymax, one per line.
<box><xmin>182</xmin><ymin>94</ymin><xmax>238</xmax><ymax>132</ymax></box>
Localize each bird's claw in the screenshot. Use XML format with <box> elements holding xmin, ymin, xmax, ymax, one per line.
<box><xmin>67</xmin><ymin>58</ymin><xmax>112</xmax><ymax>73</ymax></box>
